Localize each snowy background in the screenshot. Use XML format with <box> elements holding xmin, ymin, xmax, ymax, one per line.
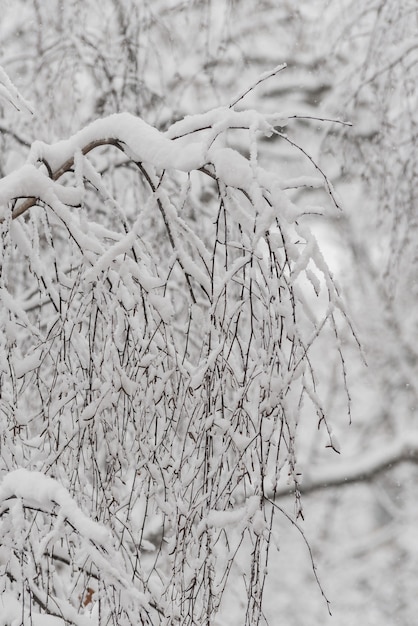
<box><xmin>0</xmin><ymin>1</ymin><xmax>417</xmax><ymax>624</ymax></box>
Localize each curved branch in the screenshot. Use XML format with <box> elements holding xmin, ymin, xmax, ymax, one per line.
<box><xmin>0</xmin><ymin>123</ymin><xmax>32</xmax><ymax>148</ymax></box>
<box><xmin>272</xmin><ymin>435</ymin><xmax>418</xmax><ymax>499</ymax></box>
<box><xmin>11</xmin><ymin>138</ymin><xmax>124</xmax><ymax>219</ymax></box>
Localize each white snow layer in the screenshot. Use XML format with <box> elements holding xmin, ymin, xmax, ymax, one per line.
<box><xmin>28</xmin><ymin>113</ymin><xmax>207</xmax><ymax>174</ymax></box>
<box><xmin>0</xmin><ymin>468</ymin><xmax>109</xmax><ymax>544</ymax></box>
<box><xmin>0</xmin><ymin>592</ymin><xmax>65</xmax><ymax>625</ymax></box>
<box><xmin>24</xmin><ymin>106</ymin><xmax>285</xmax><ymax>181</ymax></box>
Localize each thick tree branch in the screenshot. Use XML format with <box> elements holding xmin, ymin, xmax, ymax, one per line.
<box><xmin>272</xmin><ymin>434</ymin><xmax>418</xmax><ymax>499</ymax></box>
<box><xmin>11</xmin><ymin>138</ymin><xmax>124</xmax><ymax>219</ymax></box>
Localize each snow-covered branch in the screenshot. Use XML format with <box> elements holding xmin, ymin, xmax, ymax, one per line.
<box><xmin>0</xmin><ymin>469</ymin><xmax>109</xmax><ymax>543</ymax></box>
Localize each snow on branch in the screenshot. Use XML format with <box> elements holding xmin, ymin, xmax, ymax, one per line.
<box><xmin>0</xmin><ymin>469</ymin><xmax>157</xmax><ymax>624</ymax></box>
<box><xmin>0</xmin><ymin>469</ymin><xmax>109</xmax><ymax>543</ymax></box>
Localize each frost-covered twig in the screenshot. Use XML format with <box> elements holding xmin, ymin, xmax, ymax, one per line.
<box><xmin>229</xmin><ymin>63</ymin><xmax>287</xmax><ymax>108</ymax></box>
<box><xmin>0</xmin><ymin>65</ymin><xmax>33</xmax><ymax>114</ymax></box>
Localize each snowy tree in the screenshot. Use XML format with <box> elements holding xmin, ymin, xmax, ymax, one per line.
<box><xmin>0</xmin><ymin>54</ymin><xmax>354</xmax><ymax>625</ymax></box>
<box><xmin>4</xmin><ymin>0</ymin><xmax>418</xmax><ymax>624</ymax></box>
